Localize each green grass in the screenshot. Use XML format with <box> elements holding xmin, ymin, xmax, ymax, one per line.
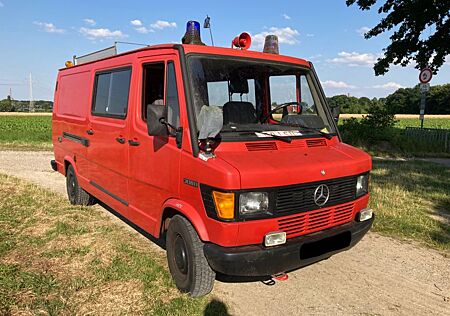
<box><xmin>394</xmin><ymin>118</ymin><xmax>450</xmax><ymax>129</ymax></box>
<box><xmin>370</xmin><ymin>160</ymin><xmax>450</xmax><ymax>253</ymax></box>
<box><xmin>0</xmin><ymin>115</ymin><xmax>52</xmax><ymax>150</ymax></box>
<box><xmin>0</xmin><ymin>174</ymin><xmax>229</xmax><ymax>315</ymax></box>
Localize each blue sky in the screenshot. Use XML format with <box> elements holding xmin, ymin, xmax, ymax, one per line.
<box><xmin>0</xmin><ymin>0</ymin><xmax>449</xmax><ymax>101</ymax></box>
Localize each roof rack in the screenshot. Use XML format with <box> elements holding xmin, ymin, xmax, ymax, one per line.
<box><xmin>73</xmin><ymin>41</ymin><xmax>148</xmax><ymax>65</ymax></box>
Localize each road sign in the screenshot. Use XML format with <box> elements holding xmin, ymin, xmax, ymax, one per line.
<box><xmin>419</xmin><ymin>68</ymin><xmax>433</xmax><ymax>84</ymax></box>
<box><xmin>420</xmin><ymin>83</ymin><xmax>430</xmax><ymax>93</ymax></box>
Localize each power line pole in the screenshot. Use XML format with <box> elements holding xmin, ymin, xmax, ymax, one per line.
<box><xmin>29</xmin><ymin>73</ymin><xmax>34</xmax><ymax>112</ymax></box>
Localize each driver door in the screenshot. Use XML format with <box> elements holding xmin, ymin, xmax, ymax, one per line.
<box><xmin>127</xmin><ymin>55</ymin><xmax>183</xmax><ymax>234</ymax></box>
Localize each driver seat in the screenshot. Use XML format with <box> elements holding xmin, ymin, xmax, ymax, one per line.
<box><xmin>223</xmin><ymin>77</ymin><xmax>257</xmax><ymax>125</ymax></box>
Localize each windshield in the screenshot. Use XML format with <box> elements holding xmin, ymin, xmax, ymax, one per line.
<box><xmin>188</xmin><ymin>55</ymin><xmax>336</xmax><ymax>140</ymax></box>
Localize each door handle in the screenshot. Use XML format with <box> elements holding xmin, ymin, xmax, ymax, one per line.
<box><xmin>128</xmin><ymin>139</ymin><xmax>140</xmax><ymax>146</ymax></box>
<box><xmin>86</xmin><ymin>129</ymin><xmax>94</xmax><ymax>135</ymax></box>
<box><xmin>116</xmin><ymin>137</ymin><xmax>126</xmax><ymax>144</ymax></box>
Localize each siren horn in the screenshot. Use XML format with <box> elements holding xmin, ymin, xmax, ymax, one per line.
<box><xmin>231</xmin><ymin>32</ymin><xmax>252</xmax><ymax>50</ymax></box>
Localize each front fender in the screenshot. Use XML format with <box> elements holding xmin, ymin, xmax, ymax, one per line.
<box><xmin>159</xmin><ymin>199</ymin><xmax>210</xmax><ymax>242</ymax></box>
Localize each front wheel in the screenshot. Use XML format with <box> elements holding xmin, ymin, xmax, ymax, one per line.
<box><xmin>166</xmin><ymin>215</ymin><xmax>215</xmax><ymax>297</ymax></box>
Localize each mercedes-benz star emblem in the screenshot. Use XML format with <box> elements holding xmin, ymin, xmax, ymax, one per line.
<box><xmin>314</xmin><ymin>184</ymin><xmax>330</xmax><ymax>207</ymax></box>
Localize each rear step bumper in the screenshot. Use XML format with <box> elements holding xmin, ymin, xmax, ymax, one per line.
<box><xmin>204</xmin><ymin>215</ymin><xmax>374</xmax><ymax>277</ymax></box>
<box><xmin>50</xmin><ymin>160</ymin><xmax>57</xmax><ymax>171</ymax></box>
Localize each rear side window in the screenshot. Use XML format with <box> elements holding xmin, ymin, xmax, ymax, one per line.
<box><xmin>92</xmin><ymin>67</ymin><xmax>131</xmax><ymax>118</ymax></box>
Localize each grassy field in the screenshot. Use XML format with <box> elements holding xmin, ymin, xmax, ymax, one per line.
<box><xmin>0</xmin><ymin>115</ymin><xmax>52</xmax><ymax>150</ymax></box>
<box><xmin>370</xmin><ymin>160</ymin><xmax>450</xmax><ymax>253</ymax></box>
<box><xmin>0</xmin><ymin>174</ymin><xmax>228</xmax><ymax>315</ymax></box>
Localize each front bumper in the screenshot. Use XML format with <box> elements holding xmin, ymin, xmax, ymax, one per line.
<box><xmin>204</xmin><ymin>215</ymin><xmax>374</xmax><ymax>276</ymax></box>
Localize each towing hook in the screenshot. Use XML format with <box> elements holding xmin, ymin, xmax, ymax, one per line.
<box><xmin>271</xmin><ymin>272</ymin><xmax>289</xmax><ymax>281</ymax></box>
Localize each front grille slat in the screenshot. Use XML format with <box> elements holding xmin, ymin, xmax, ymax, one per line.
<box><xmin>278</xmin><ymin>202</ymin><xmax>355</xmax><ymax>238</ymax></box>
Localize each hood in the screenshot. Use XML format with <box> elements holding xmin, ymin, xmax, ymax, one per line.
<box><xmin>215</xmin><ymin>142</ymin><xmax>371</xmax><ymax>188</ymax></box>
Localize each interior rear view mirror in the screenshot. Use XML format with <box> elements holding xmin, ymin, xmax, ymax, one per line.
<box><xmin>147</xmin><ymin>104</ymin><xmax>169</xmax><ymax>136</ymax></box>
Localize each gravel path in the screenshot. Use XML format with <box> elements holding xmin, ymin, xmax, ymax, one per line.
<box><xmin>0</xmin><ymin>151</ymin><xmax>449</xmax><ymax>315</ymax></box>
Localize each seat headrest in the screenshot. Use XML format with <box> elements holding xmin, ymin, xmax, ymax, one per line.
<box><xmin>229</xmin><ymin>77</ymin><xmax>249</xmax><ymax>95</ymax></box>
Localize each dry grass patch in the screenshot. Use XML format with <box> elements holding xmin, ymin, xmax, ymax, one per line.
<box><xmin>0</xmin><ymin>174</ymin><xmax>228</xmax><ymax>315</ymax></box>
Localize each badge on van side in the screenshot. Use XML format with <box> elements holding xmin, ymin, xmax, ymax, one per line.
<box><xmin>183</xmin><ymin>178</ymin><xmax>199</xmax><ymax>188</ymax></box>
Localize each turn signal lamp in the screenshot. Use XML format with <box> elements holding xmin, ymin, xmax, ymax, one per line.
<box><xmin>212</xmin><ymin>191</ymin><xmax>235</xmax><ymax>220</ymax></box>
<box><xmin>182</xmin><ymin>20</ymin><xmax>205</xmax><ymax>45</ymax></box>
<box><xmin>263</xmin><ymin>35</ymin><xmax>279</xmax><ymax>54</ymax></box>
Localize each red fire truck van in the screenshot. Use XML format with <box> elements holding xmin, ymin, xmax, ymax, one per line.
<box><xmin>51</xmin><ymin>21</ymin><xmax>374</xmax><ymax>296</ymax></box>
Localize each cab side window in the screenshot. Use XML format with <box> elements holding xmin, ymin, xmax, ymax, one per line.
<box><xmin>142</xmin><ymin>61</ymin><xmax>180</xmax><ymax>128</ymax></box>
<box><xmin>166</xmin><ymin>61</ymin><xmax>180</xmax><ymax>128</ymax></box>
<box><xmin>92</xmin><ymin>67</ymin><xmax>131</xmax><ymax>118</ymax></box>
<box><xmin>142</xmin><ymin>63</ymin><xmax>165</xmax><ymax>119</ymax></box>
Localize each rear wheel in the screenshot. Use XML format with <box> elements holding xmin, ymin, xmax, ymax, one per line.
<box><xmin>166</xmin><ymin>215</ymin><xmax>215</xmax><ymax>297</ymax></box>
<box><xmin>66</xmin><ymin>165</ymin><xmax>96</xmax><ymax>206</ymax></box>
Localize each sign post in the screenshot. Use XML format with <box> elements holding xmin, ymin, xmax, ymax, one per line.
<box><xmin>418</xmin><ymin>68</ymin><xmax>432</xmax><ymax>128</ymax></box>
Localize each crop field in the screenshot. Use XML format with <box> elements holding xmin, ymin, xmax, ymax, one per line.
<box><xmin>394</xmin><ymin>118</ymin><xmax>450</xmax><ymax>129</ymax></box>
<box><xmin>0</xmin><ymin>115</ymin><xmax>52</xmax><ymax>150</ymax></box>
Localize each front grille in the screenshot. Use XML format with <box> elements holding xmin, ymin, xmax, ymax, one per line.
<box><xmin>276</xmin><ymin>176</ymin><xmax>356</xmax><ymax>213</ymax></box>
<box><xmin>278</xmin><ymin>202</ymin><xmax>354</xmax><ymax>238</ymax></box>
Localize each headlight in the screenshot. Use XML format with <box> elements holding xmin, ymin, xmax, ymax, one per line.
<box><xmin>239</xmin><ymin>192</ymin><xmax>269</xmax><ymax>215</ymax></box>
<box><xmin>356</xmin><ymin>174</ymin><xmax>369</xmax><ymax>198</ymax></box>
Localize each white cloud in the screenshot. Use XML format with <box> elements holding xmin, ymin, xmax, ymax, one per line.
<box><xmin>253</xmin><ymin>27</ymin><xmax>300</xmax><ymax>48</ymax></box>
<box><xmin>130</xmin><ymin>20</ymin><xmax>154</xmax><ymax>34</ymax></box>
<box><xmin>130</xmin><ymin>19</ymin><xmax>143</xmax><ymax>27</ymax></box>
<box><xmin>84</xmin><ymin>18</ymin><xmax>96</xmax><ymax>26</ymax></box>
<box><xmin>327</xmin><ymin>51</ymin><xmax>379</xmax><ymax>67</ymax></box>
<box><xmin>130</xmin><ymin>19</ymin><xmax>176</xmax><ymax>33</ymax></box>
<box><xmin>282</xmin><ymin>14</ymin><xmax>291</xmax><ymax>20</ymax></box>
<box><xmin>34</xmin><ymin>22</ymin><xmax>65</xmax><ymax>34</ymax></box>
<box><xmin>373</xmin><ymin>82</ymin><xmax>405</xmax><ymax>89</ymax></box>
<box><xmin>150</xmin><ymin>20</ymin><xmax>177</xmax><ymax>30</ymax></box>
<box><xmin>445</xmin><ymin>55</ymin><xmax>450</xmax><ymax>66</ymax></box>
<box><xmin>79</xmin><ymin>27</ymin><xmax>126</xmax><ymax>40</ymax></box>
<box><xmin>321</xmin><ymin>80</ymin><xmax>356</xmax><ymax>89</ymax></box>
<box><xmin>356</xmin><ymin>26</ymin><xmax>370</xmax><ymax>36</ymax></box>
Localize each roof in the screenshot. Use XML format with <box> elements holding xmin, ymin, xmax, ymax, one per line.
<box><xmin>59</xmin><ymin>43</ymin><xmax>310</xmax><ymax>71</ymax></box>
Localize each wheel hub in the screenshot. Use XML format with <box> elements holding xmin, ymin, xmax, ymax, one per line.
<box><xmin>174</xmin><ymin>234</ymin><xmax>188</xmax><ymax>275</ymax></box>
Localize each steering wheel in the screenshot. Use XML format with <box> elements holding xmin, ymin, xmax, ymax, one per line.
<box><xmin>262</xmin><ymin>101</ymin><xmax>301</xmax><ymax>123</ymax></box>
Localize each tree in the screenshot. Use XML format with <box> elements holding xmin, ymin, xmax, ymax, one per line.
<box><xmin>346</xmin><ymin>0</ymin><xmax>450</xmax><ymax>75</ymax></box>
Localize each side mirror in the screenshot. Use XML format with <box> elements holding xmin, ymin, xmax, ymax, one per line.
<box><xmin>330</xmin><ymin>105</ymin><xmax>341</xmax><ymax>123</ymax></box>
<box><xmin>147</xmin><ymin>104</ymin><xmax>169</xmax><ymax>136</ymax></box>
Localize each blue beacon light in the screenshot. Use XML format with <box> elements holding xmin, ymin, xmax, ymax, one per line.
<box><xmin>182</xmin><ymin>20</ymin><xmax>205</xmax><ymax>45</ymax></box>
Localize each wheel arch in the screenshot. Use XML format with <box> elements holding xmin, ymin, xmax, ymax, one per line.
<box><xmin>63</xmin><ymin>155</ymin><xmax>77</xmax><ymax>176</ymax></box>
<box><xmin>158</xmin><ymin>199</ymin><xmax>210</xmax><ymax>242</ymax></box>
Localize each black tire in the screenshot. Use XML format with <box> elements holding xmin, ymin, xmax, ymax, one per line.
<box><xmin>166</xmin><ymin>215</ymin><xmax>215</xmax><ymax>297</ymax></box>
<box><xmin>66</xmin><ymin>165</ymin><xmax>96</xmax><ymax>206</ymax></box>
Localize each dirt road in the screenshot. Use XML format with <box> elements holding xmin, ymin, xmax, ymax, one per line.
<box><xmin>0</xmin><ymin>151</ymin><xmax>449</xmax><ymax>316</ymax></box>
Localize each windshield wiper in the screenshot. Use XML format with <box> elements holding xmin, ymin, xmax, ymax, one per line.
<box><xmin>237</xmin><ymin>131</ymin><xmax>292</xmax><ymax>143</ymax></box>
<box><xmin>279</xmin><ymin>123</ymin><xmax>334</xmax><ymax>140</ymax></box>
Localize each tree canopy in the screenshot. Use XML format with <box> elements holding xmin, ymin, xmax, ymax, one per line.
<box><xmin>346</xmin><ymin>0</ymin><xmax>450</xmax><ymax>75</ymax></box>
